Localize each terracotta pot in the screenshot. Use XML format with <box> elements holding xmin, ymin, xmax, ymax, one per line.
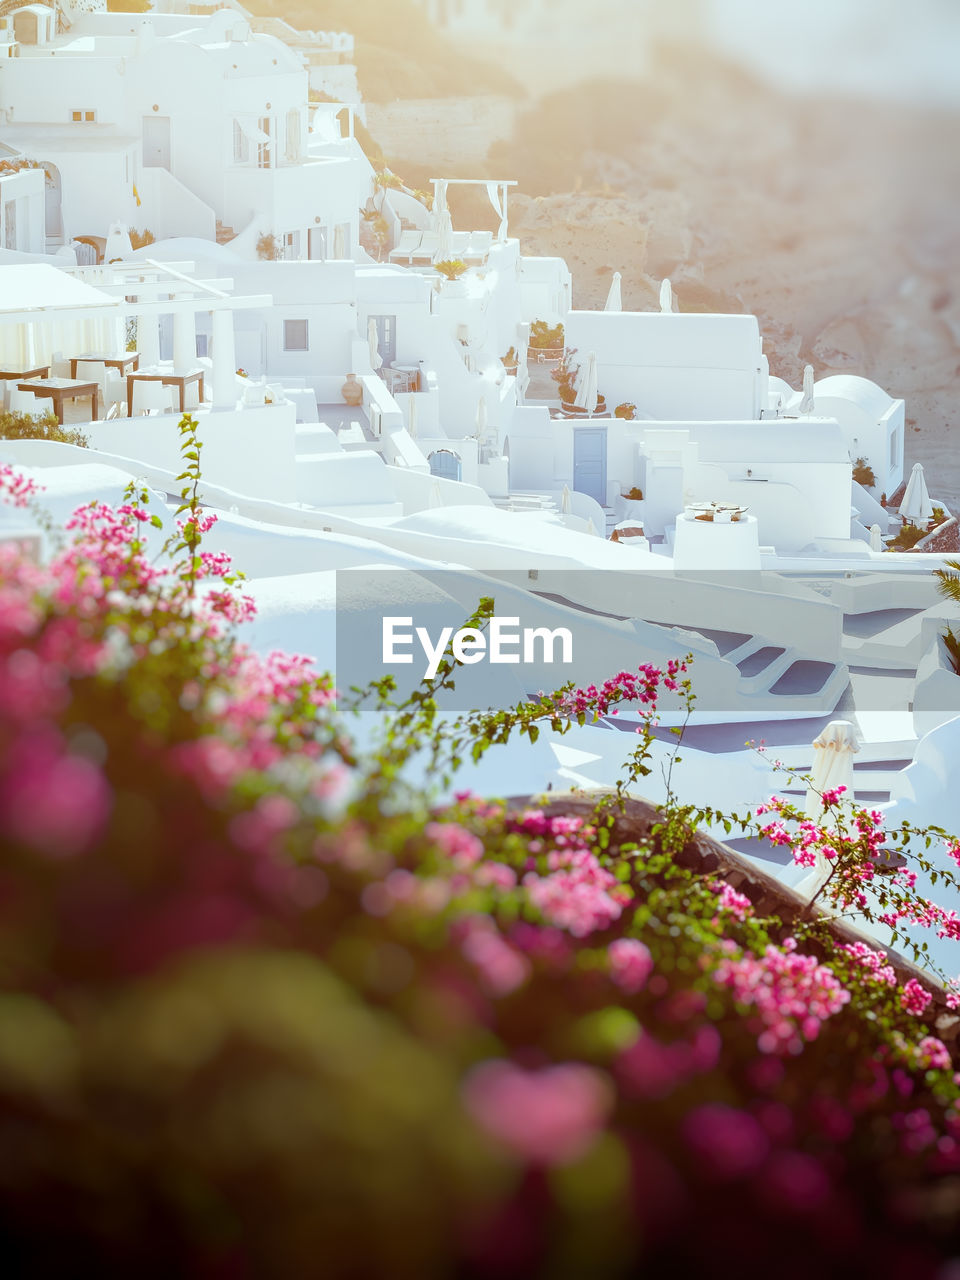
<box><xmin>341</xmin><ymin>373</ymin><xmax>363</xmax><ymax>406</ymax></box>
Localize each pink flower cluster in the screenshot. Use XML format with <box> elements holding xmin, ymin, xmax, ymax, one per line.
<box><xmin>713</xmin><ymin>943</ymin><xmax>851</xmax><ymax>1055</ymax></box>
<box><xmin>837</xmin><ymin>941</ymin><xmax>897</xmax><ymax>988</ymax></box>
<box><xmin>552</xmin><ymin>657</ymin><xmax>686</xmax><ymax>722</ymax></box>
<box><xmin>917</xmin><ymin>1036</ymin><xmax>952</xmax><ymax>1071</ymax></box>
<box><xmin>616</xmin><ymin>1023</ymin><xmax>722</xmax><ymax>1100</ymax></box>
<box><xmin>462</xmin><ymin>1060</ymin><xmax>612</xmax><ymax>1166</ymax></box>
<box><xmin>900</xmin><ymin>978</ymin><xmax>934</xmax><ymax>1018</ymax></box>
<box><xmin>426</xmin><ymin>821</ymin><xmax>485</xmax><ymax>869</ymax></box>
<box><xmin>0</xmin><ymin>463</ymin><xmax>40</xmax><ymax>507</ymax></box>
<box><xmin>708</xmin><ymin>880</ymin><xmax>752</xmax><ymax>922</ymax></box>
<box><xmin>524</xmin><ymin>846</ymin><xmax>628</xmax><ymax>938</ymax></box>
<box><xmin>459</xmin><ymin>916</ymin><xmax>531</xmax><ymax>996</ymax></box>
<box><xmin>608</xmin><ymin>937</ymin><xmax>654</xmax><ymax>993</ymax></box>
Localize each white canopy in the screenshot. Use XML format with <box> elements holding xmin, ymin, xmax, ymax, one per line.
<box><xmin>799</xmin><ymin>364</ymin><xmax>815</xmax><ymax>415</ymax></box>
<box><xmin>603</xmin><ymin>271</ymin><xmax>622</xmax><ymax>312</ymax></box>
<box><xmin>899</xmin><ymin>462</ymin><xmax>934</xmax><ymax>523</ymax></box>
<box><xmin>0</xmin><ymin>264</ymin><xmax>120</xmax><ymax>317</ymax></box>
<box><xmin>794</xmin><ymin>720</ymin><xmax>860</xmax><ymax>900</ymax></box>
<box><xmin>574</xmin><ymin>350</ymin><xmax>599</xmax><ymax>413</ymax></box>
<box><xmin>367</xmin><ymin>317</ymin><xmax>383</xmax><ymax>371</ymax></box>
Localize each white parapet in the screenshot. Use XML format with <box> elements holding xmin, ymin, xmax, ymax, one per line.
<box><xmin>673</xmin><ymin>508</ymin><xmax>762</xmax><ymax>571</ymax></box>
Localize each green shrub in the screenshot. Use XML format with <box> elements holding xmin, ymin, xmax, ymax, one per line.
<box><xmin>852</xmin><ymin>456</ymin><xmax>876</xmax><ymax>487</ymax></box>
<box><xmin>256</xmin><ymin>232</ymin><xmax>282</xmax><ymax>261</ymax></box>
<box><xmin>0</xmin><ymin>409</ymin><xmax>87</xmax><ymax>447</ymax></box>
<box><xmin>529</xmin><ymin>319</ymin><xmax>564</xmax><ymax>350</ymax></box>
<box><xmin>887</xmin><ymin>522</ymin><xmax>926</xmax><ymax>551</ymax></box>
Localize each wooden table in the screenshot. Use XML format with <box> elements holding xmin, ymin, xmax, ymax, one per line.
<box><xmin>0</xmin><ymin>363</ymin><xmax>50</xmax><ymax>380</ymax></box>
<box><xmin>126</xmin><ymin>369</ymin><xmax>204</xmax><ymax>417</ymax></box>
<box><xmin>70</xmin><ymin>352</ymin><xmax>139</xmax><ymax>379</ymax></box>
<box><xmin>17</xmin><ymin>377</ymin><xmax>99</xmax><ymax>425</ymax></box>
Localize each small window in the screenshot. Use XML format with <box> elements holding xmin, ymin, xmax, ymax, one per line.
<box><xmin>195</xmin><ymin>334</ymin><xmax>209</xmax><ymax>358</ymax></box>
<box><xmin>283</xmin><ymin>319</ymin><xmax>308</xmax><ymax>352</ymax></box>
<box><xmin>232</xmin><ymin>119</ymin><xmax>249</xmax><ymax>164</ymax></box>
<box><xmin>70</xmin><ymin>109</ymin><xmax>96</xmax><ymax>123</ymax></box>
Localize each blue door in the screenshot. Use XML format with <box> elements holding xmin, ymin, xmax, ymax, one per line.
<box><xmin>573</xmin><ymin>427</ymin><xmax>607</xmax><ymax>505</ymax></box>
<box><xmin>429</xmin><ymin>450</ymin><xmax>462</xmax><ymax>481</ymax></box>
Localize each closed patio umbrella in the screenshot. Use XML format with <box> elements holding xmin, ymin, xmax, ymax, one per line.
<box><xmin>367</xmin><ymin>317</ymin><xmax>383</xmax><ymax>372</ymax></box>
<box><xmin>407</xmin><ymin>393</ymin><xmax>418</xmax><ymax>440</ymax></box>
<box><xmin>794</xmin><ymin>719</ymin><xmax>860</xmax><ymax>900</ymax></box>
<box><xmin>659</xmin><ymin>278</ymin><xmax>673</xmax><ymax>313</ymax></box>
<box><xmin>899</xmin><ymin>462</ymin><xmax>934</xmax><ymax>524</ymax></box>
<box><xmin>604</xmin><ymin>271</ymin><xmax>622</xmax><ymax>312</ymax></box>
<box><xmin>869</xmin><ymin>523</ymin><xmax>883</xmax><ymax>551</ymax></box>
<box><xmin>799</xmin><ymin>364</ymin><xmax>815</xmax><ymax>415</ymax></box>
<box><xmin>434</xmin><ymin>207</ymin><xmax>454</xmax><ymax>263</ymax></box>
<box><xmin>574</xmin><ymin>351</ymin><xmax>598</xmax><ymax>414</ymax></box>
<box><xmin>560</xmin><ymin>484</ymin><xmax>571</xmax><ymax>514</ymax></box>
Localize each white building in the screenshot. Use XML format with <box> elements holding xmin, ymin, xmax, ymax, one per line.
<box><xmin>0</xmin><ymin>155</ymin><xmax>45</xmax><ymax>254</ymax></box>
<box><xmin>0</xmin><ymin>3</ymin><xmax>372</xmax><ymax>257</ymax></box>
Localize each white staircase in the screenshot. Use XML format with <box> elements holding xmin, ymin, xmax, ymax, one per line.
<box><xmin>492</xmin><ymin>490</ymin><xmax>559</xmax><ymax>515</ymax></box>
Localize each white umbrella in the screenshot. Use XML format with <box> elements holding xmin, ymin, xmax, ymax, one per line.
<box><xmin>899</xmin><ymin>462</ymin><xmax>934</xmax><ymax>523</ymax></box>
<box><xmin>795</xmin><ymin>720</ymin><xmax>860</xmax><ymax>900</ymax></box>
<box><xmin>367</xmin><ymin>317</ymin><xmax>383</xmax><ymax>372</ymax></box>
<box><xmin>476</xmin><ymin>396</ymin><xmax>488</xmax><ymax>438</ymax></box>
<box><xmin>429</xmin><ymin>479</ymin><xmax>443</xmax><ymax>509</ymax></box>
<box><xmin>604</xmin><ymin>271</ymin><xmax>622</xmax><ymax>312</ymax></box>
<box><xmin>869</xmin><ymin>523</ymin><xmax>883</xmax><ymax>552</ymax></box>
<box><xmin>434</xmin><ymin>207</ymin><xmax>454</xmax><ymax>263</ymax></box>
<box><xmin>407</xmin><ymin>394</ymin><xmax>418</xmax><ymax>440</ymax></box>
<box><xmin>560</xmin><ymin>484</ymin><xmax>571</xmax><ymax>514</ymax></box>
<box><xmin>659</xmin><ymin>278</ymin><xmax>673</xmax><ymax>313</ymax></box>
<box><xmin>574</xmin><ymin>351</ymin><xmax>598</xmax><ymax>414</ymax></box>
<box><xmin>104</xmin><ymin>222</ymin><xmax>133</xmax><ymax>263</ymax></box>
<box><xmin>799</xmin><ymin>364</ymin><xmax>815</xmax><ymax>415</ymax></box>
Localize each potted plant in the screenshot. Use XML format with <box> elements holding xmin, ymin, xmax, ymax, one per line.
<box><xmin>501</xmin><ymin>345</ymin><xmax>518</xmax><ymax>373</ymax></box>
<box><xmin>551</xmin><ymin>348</ymin><xmax>580</xmax><ymax>407</ymax></box>
<box><xmin>528</xmin><ymin>320</ymin><xmax>565</xmax><ymax>364</ymax></box>
<box><xmin>615</xmin><ymin>402</ymin><xmax>637</xmax><ymax>420</ymax></box>
<box><xmin>434</xmin><ymin>259</ymin><xmax>468</xmax><ymax>282</ymax></box>
<box><xmin>529</xmin><ymin>319</ymin><xmax>564</xmax><ymax>350</ymax></box>
<box><xmin>614</xmin><ymin>485</ymin><xmax>645</xmax><ymax>522</ymax></box>
<box><xmin>255</xmin><ymin>232</ymin><xmax>282</xmax><ymax>261</ymax></box>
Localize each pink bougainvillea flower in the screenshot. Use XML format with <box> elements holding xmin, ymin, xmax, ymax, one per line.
<box><xmin>608</xmin><ymin>937</ymin><xmax>654</xmax><ymax>994</ymax></box>
<box><xmin>682</xmin><ymin>1103</ymin><xmax>770</xmax><ymax>1180</ymax></box>
<box><xmin>462</xmin><ymin>1060</ymin><xmax>612</xmax><ymax>1166</ymax></box>
<box><xmin>0</xmin><ymin>729</ymin><xmax>112</xmax><ymax>858</ymax></box>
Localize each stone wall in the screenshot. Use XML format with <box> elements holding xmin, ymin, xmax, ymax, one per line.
<box><xmin>364</xmin><ymin>95</ymin><xmax>518</xmax><ymax>170</ymax></box>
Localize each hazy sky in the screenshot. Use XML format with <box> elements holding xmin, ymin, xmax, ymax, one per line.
<box><xmin>705</xmin><ymin>0</ymin><xmax>960</xmax><ymax>105</ymax></box>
